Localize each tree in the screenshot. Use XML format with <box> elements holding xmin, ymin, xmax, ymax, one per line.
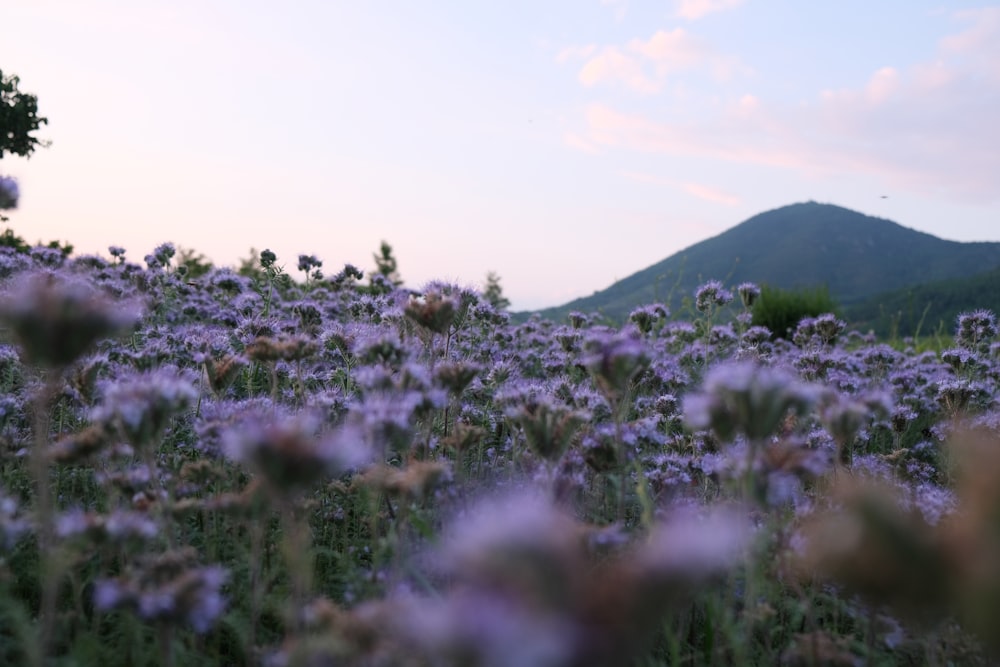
<box><xmin>373</xmin><ymin>241</ymin><xmax>402</xmax><ymax>287</ymax></box>
<box><xmin>483</xmin><ymin>271</ymin><xmax>511</xmax><ymax>310</ymax></box>
<box><xmin>1</xmin><ymin>69</ymin><xmax>49</xmax><ymax>160</ymax></box>
<box><xmin>177</xmin><ymin>246</ymin><xmax>214</xmax><ymax>279</ymax></box>
<box><xmin>0</xmin><ymin>228</ymin><xmax>72</xmax><ymax>256</ymax></box>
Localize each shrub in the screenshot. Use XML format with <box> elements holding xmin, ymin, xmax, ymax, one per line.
<box><xmin>751</xmin><ymin>284</ymin><xmax>840</xmax><ymax>339</ymax></box>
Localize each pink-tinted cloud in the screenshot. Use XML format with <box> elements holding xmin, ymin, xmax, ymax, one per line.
<box><xmin>571</xmin><ymin>9</ymin><xmax>1000</xmax><ymax>202</ymax></box>
<box><xmin>556</xmin><ymin>44</ymin><xmax>597</xmax><ymax>64</ymax></box>
<box><xmin>630</xmin><ymin>29</ymin><xmax>707</xmax><ymax>75</ymax></box>
<box><xmin>568</xmin><ymin>28</ymin><xmax>747</xmax><ymax>92</ymax></box>
<box><xmin>681</xmin><ymin>182</ymin><xmax>742</xmax><ymax>206</ymax></box>
<box><xmin>563</xmin><ymin>131</ymin><xmax>601</xmax><ymax>154</ymax></box>
<box><xmin>674</xmin><ymin>0</ymin><xmax>746</xmax><ymax>20</ymax></box>
<box><xmin>623</xmin><ymin>172</ymin><xmax>742</xmax><ymax>206</ymax></box>
<box><xmin>578</xmin><ymin>47</ymin><xmax>660</xmax><ymax>93</ymax></box>
<box><xmin>600</xmin><ymin>0</ymin><xmax>629</xmax><ymax>21</ymax></box>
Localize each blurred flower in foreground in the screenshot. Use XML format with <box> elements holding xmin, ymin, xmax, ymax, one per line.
<box><xmin>91</xmin><ymin>367</ymin><xmax>198</xmax><ymax>447</ymax></box>
<box><xmin>0</xmin><ymin>271</ymin><xmax>139</xmax><ymax>368</ymax></box>
<box><xmin>94</xmin><ymin>548</ymin><xmax>228</xmax><ymax>634</ymax></box>
<box><xmin>265</xmin><ymin>490</ymin><xmax>748</xmax><ymax>666</ymax></box>
<box><xmin>797</xmin><ymin>426</ymin><xmax>1000</xmax><ymax>655</ymax></box>
<box><xmin>434</xmin><ymin>490</ymin><xmax>748</xmax><ymax>666</ymax></box>
<box><xmin>582</xmin><ymin>331</ymin><xmax>649</xmax><ymax>399</ymax></box>
<box><xmin>505</xmin><ymin>394</ymin><xmax>588</xmax><ymax>462</ymax></box>
<box><xmin>223</xmin><ymin>411</ymin><xmax>371</xmax><ymax>498</ymax></box>
<box><xmin>0</xmin><ymin>175</ymin><xmax>18</xmax><ymax>209</ymax></box>
<box><xmin>684</xmin><ymin>362</ymin><xmax>818</xmax><ymax>443</ymax></box>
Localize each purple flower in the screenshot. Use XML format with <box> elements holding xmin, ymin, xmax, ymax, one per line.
<box><xmin>955</xmin><ymin>309</ymin><xmax>997</xmax><ymax>351</ymax></box>
<box><xmin>0</xmin><ymin>271</ymin><xmax>141</xmax><ymax>368</ymax></box>
<box><xmin>0</xmin><ymin>175</ymin><xmax>18</xmax><ymax>209</ymax></box>
<box><xmin>223</xmin><ymin>411</ymin><xmax>371</xmax><ymax>496</ymax></box>
<box><xmin>694</xmin><ymin>280</ymin><xmax>733</xmax><ymax>313</ymax></box>
<box><xmin>582</xmin><ymin>331</ymin><xmax>649</xmax><ymax>398</ymax></box>
<box><xmin>95</xmin><ymin>563</ymin><xmax>229</xmax><ymax>634</ymax></box>
<box><xmin>0</xmin><ymin>495</ymin><xmax>29</xmax><ymax>550</ymax></box>
<box><xmin>297</xmin><ymin>254</ymin><xmax>322</xmax><ymax>273</ymax></box>
<box><xmin>736</xmin><ymin>282</ymin><xmax>760</xmax><ymax>308</ymax></box>
<box><xmin>684</xmin><ymin>362</ymin><xmax>818</xmax><ymax>442</ymax></box>
<box><xmin>628</xmin><ymin>304</ymin><xmax>669</xmax><ymax>335</ymax></box>
<box><xmin>91</xmin><ymin>367</ymin><xmax>198</xmax><ymax>446</ymax></box>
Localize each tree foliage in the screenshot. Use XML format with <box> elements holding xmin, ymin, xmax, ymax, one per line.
<box><xmin>1</xmin><ymin>69</ymin><xmax>49</xmax><ymax>160</ymax></box>
<box><xmin>483</xmin><ymin>271</ymin><xmax>511</xmax><ymax>310</ymax></box>
<box><xmin>0</xmin><ymin>227</ymin><xmax>72</xmax><ymax>256</ymax></box>
<box><xmin>177</xmin><ymin>246</ymin><xmax>214</xmax><ymax>279</ymax></box>
<box><xmin>373</xmin><ymin>241</ymin><xmax>402</xmax><ymax>287</ymax></box>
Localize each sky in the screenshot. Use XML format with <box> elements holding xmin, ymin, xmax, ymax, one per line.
<box><xmin>2</xmin><ymin>1</ymin><xmax>999</xmax><ymax>311</ymax></box>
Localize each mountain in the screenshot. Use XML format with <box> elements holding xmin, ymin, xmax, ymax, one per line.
<box><xmin>846</xmin><ymin>265</ymin><xmax>1000</xmax><ymax>339</ymax></box>
<box><xmin>523</xmin><ymin>202</ymin><xmax>1000</xmax><ymax>323</ymax></box>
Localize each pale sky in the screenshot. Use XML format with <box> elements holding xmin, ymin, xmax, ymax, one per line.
<box><xmin>2</xmin><ymin>1</ymin><xmax>999</xmax><ymax>311</ymax></box>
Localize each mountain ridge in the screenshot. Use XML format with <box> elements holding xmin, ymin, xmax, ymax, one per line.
<box><xmin>522</xmin><ymin>201</ymin><xmax>1000</xmax><ymax>323</ymax></box>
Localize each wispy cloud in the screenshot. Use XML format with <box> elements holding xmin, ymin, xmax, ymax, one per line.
<box><xmin>555</xmin><ymin>44</ymin><xmax>597</xmax><ymax>64</ymax></box>
<box><xmin>578</xmin><ymin>47</ymin><xmax>660</xmax><ymax>93</ymax></box>
<box><xmin>600</xmin><ymin>0</ymin><xmax>629</xmax><ymax>21</ymax></box>
<box><xmin>623</xmin><ymin>172</ymin><xmax>742</xmax><ymax>205</ymax></box>
<box><xmin>680</xmin><ymin>181</ymin><xmax>742</xmax><ymax>206</ymax></box>
<box><xmin>563</xmin><ymin>131</ymin><xmax>601</xmax><ymax>154</ymax></box>
<box><xmin>674</xmin><ymin>0</ymin><xmax>746</xmax><ymax>20</ymax></box>
<box><xmin>565</xmin><ymin>28</ymin><xmax>747</xmax><ymax>92</ymax></box>
<box><xmin>570</xmin><ymin>9</ymin><xmax>1000</xmax><ymax>202</ymax></box>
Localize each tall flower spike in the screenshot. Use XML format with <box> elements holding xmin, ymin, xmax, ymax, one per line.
<box><xmin>0</xmin><ymin>271</ymin><xmax>139</xmax><ymax>369</ymax></box>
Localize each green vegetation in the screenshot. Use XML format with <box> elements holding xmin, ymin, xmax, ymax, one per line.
<box><xmin>483</xmin><ymin>270</ymin><xmax>511</xmax><ymax>310</ymax></box>
<box><xmin>752</xmin><ymin>284</ymin><xmax>841</xmax><ymax>339</ymax></box>
<box><xmin>0</xmin><ymin>228</ymin><xmax>72</xmax><ymax>256</ymax></box>
<box><xmin>1</xmin><ymin>69</ymin><xmax>49</xmax><ymax>160</ymax></box>
<box><xmin>848</xmin><ymin>265</ymin><xmax>1000</xmax><ymax>340</ymax></box>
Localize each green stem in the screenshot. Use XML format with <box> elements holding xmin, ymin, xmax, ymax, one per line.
<box><xmin>280</xmin><ymin>500</ymin><xmax>313</xmax><ymax>637</ymax></box>
<box><xmin>31</xmin><ymin>377</ymin><xmax>58</xmax><ymax>667</ymax></box>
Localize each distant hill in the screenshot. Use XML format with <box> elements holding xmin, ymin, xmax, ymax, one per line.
<box><xmin>522</xmin><ymin>202</ymin><xmax>1000</xmax><ymax>323</ymax></box>
<box><xmin>846</xmin><ymin>265</ymin><xmax>1000</xmax><ymax>339</ymax></box>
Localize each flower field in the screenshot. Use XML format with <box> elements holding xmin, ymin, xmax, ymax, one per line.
<box><xmin>0</xmin><ymin>243</ymin><xmax>999</xmax><ymax>666</ymax></box>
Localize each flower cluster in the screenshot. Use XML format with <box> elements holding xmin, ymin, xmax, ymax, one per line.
<box><xmin>0</xmin><ymin>241</ymin><xmax>995</xmax><ymax>665</ymax></box>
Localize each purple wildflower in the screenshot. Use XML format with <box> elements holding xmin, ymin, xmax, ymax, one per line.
<box><xmin>0</xmin><ymin>271</ymin><xmax>140</xmax><ymax>368</ymax></box>
<box><xmin>0</xmin><ymin>175</ymin><xmax>18</xmax><ymax>209</ymax></box>
<box><xmin>955</xmin><ymin>309</ymin><xmax>997</xmax><ymax>351</ymax></box>
<box><xmin>694</xmin><ymin>280</ymin><xmax>733</xmax><ymax>313</ymax></box>
<box><xmin>91</xmin><ymin>367</ymin><xmax>198</xmax><ymax>446</ymax></box>
<box><xmin>223</xmin><ymin>411</ymin><xmax>371</xmax><ymax>496</ymax></box>
<box><xmin>684</xmin><ymin>362</ymin><xmax>818</xmax><ymax>442</ymax></box>
<box><xmin>736</xmin><ymin>282</ymin><xmax>760</xmax><ymax>309</ymax></box>
<box><xmin>582</xmin><ymin>331</ymin><xmax>649</xmax><ymax>398</ymax></box>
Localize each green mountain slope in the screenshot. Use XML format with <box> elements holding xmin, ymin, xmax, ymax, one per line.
<box><xmin>523</xmin><ymin>201</ymin><xmax>1000</xmax><ymax>323</ymax></box>
<box><xmin>846</xmin><ymin>265</ymin><xmax>1000</xmax><ymax>339</ymax></box>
